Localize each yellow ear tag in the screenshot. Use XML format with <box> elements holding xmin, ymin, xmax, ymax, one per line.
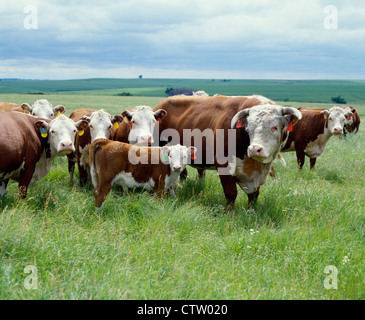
<box><xmin>78</xmin><ymin>129</ymin><xmax>84</xmax><ymax>136</ymax></box>
<box><xmin>23</xmin><ymin>109</ymin><xmax>27</xmax><ymax>114</ymax></box>
<box><xmin>56</xmin><ymin>110</ymin><xmax>61</xmax><ymax>117</ymax></box>
<box><xmin>113</xmin><ymin>122</ymin><xmax>119</xmax><ymax>130</ymax></box>
<box><xmin>40</xmin><ymin>128</ymin><xmax>48</xmax><ymax>138</ymax></box>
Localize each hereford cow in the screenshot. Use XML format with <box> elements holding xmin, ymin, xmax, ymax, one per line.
<box><xmin>89</xmin><ymin>139</ymin><xmax>196</xmax><ymax>207</ymax></box>
<box><xmin>67</xmin><ymin>108</ymin><xmax>122</xmax><ymax>185</ymax></box>
<box><xmin>114</xmin><ymin>105</ymin><xmax>167</xmax><ymax>145</ymax></box>
<box><xmin>21</xmin><ymin>99</ymin><xmax>66</xmax><ymax>119</ymax></box>
<box><xmin>0</xmin><ymin>112</ymin><xmax>88</xmax><ymax>199</ymax></box>
<box><xmin>153</xmin><ymin>95</ymin><xmax>302</xmax><ymax>208</ymax></box>
<box><xmin>0</xmin><ymin>102</ymin><xmax>28</xmax><ymax>113</ymax></box>
<box><xmin>67</xmin><ymin>105</ymin><xmax>166</xmax><ymax>185</ymax></box>
<box><xmin>339</xmin><ymin>106</ymin><xmax>360</xmax><ymax>134</ymax></box>
<box><xmin>281</xmin><ymin>106</ymin><xmax>353</xmax><ymax>170</ymax></box>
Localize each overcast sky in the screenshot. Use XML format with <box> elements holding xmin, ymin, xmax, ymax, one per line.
<box><xmin>0</xmin><ymin>0</ymin><xmax>364</xmax><ymax>79</ymax></box>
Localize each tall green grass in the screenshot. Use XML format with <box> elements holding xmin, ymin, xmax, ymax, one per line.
<box><xmin>0</xmin><ymin>97</ymin><xmax>364</xmax><ymax>299</ymax></box>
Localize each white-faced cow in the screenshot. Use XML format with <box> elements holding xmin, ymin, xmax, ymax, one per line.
<box><xmin>114</xmin><ymin>105</ymin><xmax>167</xmax><ymax>145</ymax></box>
<box><xmin>153</xmin><ymin>95</ymin><xmax>302</xmax><ymax>208</ymax></box>
<box><xmin>0</xmin><ymin>112</ymin><xmax>88</xmax><ymax>199</ymax></box>
<box><xmin>22</xmin><ymin>99</ymin><xmax>65</xmax><ymax>119</ymax></box>
<box><xmin>89</xmin><ymin>139</ymin><xmax>196</xmax><ymax>208</ymax></box>
<box><xmin>67</xmin><ymin>108</ymin><xmax>122</xmax><ymax>185</ymax></box>
<box><xmin>281</xmin><ymin>106</ymin><xmax>353</xmax><ymax>169</ymax></box>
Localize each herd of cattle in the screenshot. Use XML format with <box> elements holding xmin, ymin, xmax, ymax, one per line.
<box><xmin>0</xmin><ymin>95</ymin><xmax>360</xmax><ymax>209</ymax></box>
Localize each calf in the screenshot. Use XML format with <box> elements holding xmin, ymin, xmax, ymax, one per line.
<box><xmin>68</xmin><ymin>109</ymin><xmax>122</xmax><ymax>185</ymax></box>
<box><xmin>0</xmin><ymin>112</ymin><xmax>88</xmax><ymax>199</ymax></box>
<box><xmin>281</xmin><ymin>106</ymin><xmax>353</xmax><ymax>169</ymax></box>
<box><xmin>153</xmin><ymin>95</ymin><xmax>302</xmax><ymax>208</ymax></box>
<box><xmin>89</xmin><ymin>139</ymin><xmax>196</xmax><ymax>207</ymax></box>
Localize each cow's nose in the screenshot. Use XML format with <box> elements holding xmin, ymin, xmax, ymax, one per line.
<box><xmin>333</xmin><ymin>127</ymin><xmax>343</xmax><ymax>134</ymax></box>
<box><xmin>61</xmin><ymin>141</ymin><xmax>73</xmax><ymax>149</ymax></box>
<box><xmin>248</xmin><ymin>145</ymin><xmax>264</xmax><ymax>157</ymax></box>
<box><xmin>173</xmin><ymin>165</ymin><xmax>182</xmax><ymax>171</ymax></box>
<box><xmin>139</xmin><ymin>135</ymin><xmax>152</xmax><ymax>144</ymax></box>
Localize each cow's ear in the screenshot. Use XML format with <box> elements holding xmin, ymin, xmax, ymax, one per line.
<box><xmin>121</xmin><ymin>110</ymin><xmax>133</xmax><ymax>124</ymax></box>
<box><xmin>79</xmin><ymin>115</ymin><xmax>91</xmax><ymax>122</ymax></box>
<box><xmin>188</xmin><ymin>146</ymin><xmax>197</xmax><ymax>160</ymax></box>
<box><xmin>111</xmin><ymin>115</ymin><xmax>123</xmax><ymax>129</ymax></box>
<box><xmin>321</xmin><ymin>110</ymin><xmax>329</xmax><ymax>120</ymax></box>
<box><xmin>35</xmin><ymin>120</ymin><xmax>49</xmax><ymax>138</ymax></box>
<box><xmin>160</xmin><ymin>146</ymin><xmax>170</xmax><ymax>162</ymax></box>
<box><xmin>53</xmin><ymin>105</ymin><xmax>65</xmax><ymax>117</ymax></box>
<box><xmin>231</xmin><ymin>109</ymin><xmax>250</xmax><ymax>129</ymax></box>
<box><xmin>75</xmin><ymin>119</ymin><xmax>89</xmax><ymax>136</ymax></box>
<box><xmin>21</xmin><ymin>103</ymin><xmax>32</xmax><ymax>114</ymax></box>
<box><xmin>282</xmin><ymin>107</ymin><xmax>302</xmax><ymax>130</ymax></box>
<box><xmin>154</xmin><ymin>109</ymin><xmax>167</xmax><ymax>123</ymax></box>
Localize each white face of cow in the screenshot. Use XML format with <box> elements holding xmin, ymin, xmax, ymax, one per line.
<box><xmin>322</xmin><ymin>106</ymin><xmax>353</xmax><ymax>135</ymax></box>
<box><xmin>231</xmin><ymin>104</ymin><xmax>302</xmax><ymax>164</ymax></box>
<box><xmin>84</xmin><ymin>110</ymin><xmax>122</xmax><ymax>142</ymax></box>
<box><xmin>35</xmin><ymin>115</ymin><xmax>89</xmax><ymax>156</ymax></box>
<box><xmin>122</xmin><ymin>106</ymin><xmax>166</xmax><ymax>145</ymax></box>
<box><xmin>23</xmin><ymin>99</ymin><xmax>65</xmax><ymax>119</ymax></box>
<box><xmin>161</xmin><ymin>144</ymin><xmax>197</xmax><ymax>172</ymax></box>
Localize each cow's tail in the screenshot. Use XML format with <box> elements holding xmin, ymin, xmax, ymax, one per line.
<box><xmin>89</xmin><ymin>139</ymin><xmax>109</xmax><ymax>188</ymax></box>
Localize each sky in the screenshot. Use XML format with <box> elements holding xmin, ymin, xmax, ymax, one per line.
<box><xmin>0</xmin><ymin>0</ymin><xmax>364</xmax><ymax>80</ymax></box>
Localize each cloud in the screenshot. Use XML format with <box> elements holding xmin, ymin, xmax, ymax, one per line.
<box><xmin>0</xmin><ymin>0</ymin><xmax>364</xmax><ymax>79</ymax></box>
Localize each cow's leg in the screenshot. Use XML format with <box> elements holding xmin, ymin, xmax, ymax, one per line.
<box><xmin>93</xmin><ymin>182</ymin><xmax>112</xmax><ymax>208</ymax></box>
<box><xmin>310</xmin><ymin>158</ymin><xmax>317</xmax><ymax>170</ymax></box>
<box><xmin>180</xmin><ymin>168</ymin><xmax>188</xmax><ymax>180</ymax></box>
<box><xmin>0</xmin><ymin>179</ymin><xmax>9</xmax><ymax>198</ymax></box>
<box><xmin>168</xmin><ymin>187</ymin><xmax>176</xmax><ymax>198</ymax></box>
<box><xmin>67</xmin><ymin>156</ymin><xmax>76</xmax><ymax>184</ymax></box>
<box><xmin>197</xmin><ymin>168</ymin><xmax>205</xmax><ymax>179</ymax></box>
<box><xmin>247</xmin><ymin>187</ymin><xmax>260</xmax><ymax>207</ymax></box>
<box><xmin>78</xmin><ymin>162</ymin><xmax>89</xmax><ymax>186</ymax></box>
<box><xmin>17</xmin><ymin>166</ymin><xmax>36</xmax><ymax>199</ymax></box>
<box><xmin>296</xmin><ymin>149</ymin><xmax>305</xmax><ymax>170</ymax></box>
<box><xmin>218</xmin><ymin>174</ymin><xmax>237</xmax><ymax>210</ymax></box>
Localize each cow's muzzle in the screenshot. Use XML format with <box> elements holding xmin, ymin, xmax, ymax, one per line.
<box><xmin>58</xmin><ymin>141</ymin><xmax>75</xmax><ymax>155</ymax></box>
<box><xmin>247</xmin><ymin>144</ymin><xmax>268</xmax><ymax>162</ymax></box>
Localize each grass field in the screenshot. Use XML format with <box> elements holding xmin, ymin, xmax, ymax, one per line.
<box><xmin>0</xmin><ymin>92</ymin><xmax>364</xmax><ymax>300</ymax></box>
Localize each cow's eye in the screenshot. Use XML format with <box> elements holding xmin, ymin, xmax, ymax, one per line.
<box><xmin>329</xmin><ymin>117</ymin><xmax>333</xmax><ymax>121</ymax></box>
<box><xmin>73</xmin><ymin>129</ymin><xmax>77</xmax><ymax>133</ymax></box>
<box><xmin>271</xmin><ymin>126</ymin><xmax>278</xmax><ymax>132</ymax></box>
<box><xmin>108</xmin><ymin>124</ymin><xmax>112</xmax><ymax>129</ymax></box>
<box><xmin>50</xmin><ymin>113</ymin><xmax>54</xmax><ymax>118</ymax></box>
<box><xmin>90</xmin><ymin>125</ymin><xmax>93</xmax><ymax>129</ymax></box>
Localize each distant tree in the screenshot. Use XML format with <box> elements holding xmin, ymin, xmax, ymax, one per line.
<box><xmin>331</xmin><ymin>95</ymin><xmax>346</xmax><ymax>104</ymax></box>
<box><xmin>139</xmin><ymin>75</ymin><xmax>143</xmax><ymax>79</ymax></box>
<box><xmin>165</xmin><ymin>87</ymin><xmax>195</xmax><ymax>96</ymax></box>
<box><xmin>115</xmin><ymin>92</ymin><xmax>132</xmax><ymax>96</ymax></box>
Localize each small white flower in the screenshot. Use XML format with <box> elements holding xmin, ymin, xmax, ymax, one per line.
<box><xmin>342</xmin><ymin>256</ymin><xmax>350</xmax><ymax>265</ymax></box>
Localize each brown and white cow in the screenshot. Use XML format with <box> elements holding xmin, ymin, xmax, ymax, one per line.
<box><xmin>22</xmin><ymin>99</ymin><xmax>66</xmax><ymax>119</ymax></box>
<box><xmin>89</xmin><ymin>139</ymin><xmax>196</xmax><ymax>207</ymax></box>
<box><xmin>0</xmin><ymin>102</ymin><xmax>28</xmax><ymax>113</ymax></box>
<box><xmin>153</xmin><ymin>95</ymin><xmax>302</xmax><ymax>208</ymax></box>
<box><xmin>339</xmin><ymin>106</ymin><xmax>360</xmax><ymax>135</ymax></box>
<box><xmin>281</xmin><ymin>106</ymin><xmax>353</xmax><ymax>170</ymax></box>
<box><xmin>0</xmin><ymin>112</ymin><xmax>88</xmax><ymax>199</ymax></box>
<box><xmin>114</xmin><ymin>105</ymin><xmax>167</xmax><ymax>145</ymax></box>
<box><xmin>67</xmin><ymin>108</ymin><xmax>123</xmax><ymax>185</ymax></box>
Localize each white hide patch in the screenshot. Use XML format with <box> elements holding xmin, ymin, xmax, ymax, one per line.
<box><xmin>304</xmin><ymin>132</ymin><xmax>332</xmax><ymax>158</ymax></box>
<box><xmin>0</xmin><ymin>161</ymin><xmax>25</xmax><ymax>197</ymax></box>
<box><xmin>112</xmin><ymin>171</ymin><xmax>155</xmax><ymax>191</ymax></box>
<box><xmin>79</xmin><ymin>144</ymin><xmax>90</xmax><ymax>168</ymax></box>
<box><xmin>31</xmin><ymin>151</ymin><xmax>52</xmax><ymax>184</ymax></box>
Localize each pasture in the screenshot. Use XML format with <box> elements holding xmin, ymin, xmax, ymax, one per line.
<box><xmin>0</xmin><ymin>93</ymin><xmax>364</xmax><ymax>300</ymax></box>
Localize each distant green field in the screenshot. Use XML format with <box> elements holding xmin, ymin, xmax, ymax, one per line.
<box><xmin>1</xmin><ymin>78</ymin><xmax>365</xmax><ymax>104</ymax></box>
